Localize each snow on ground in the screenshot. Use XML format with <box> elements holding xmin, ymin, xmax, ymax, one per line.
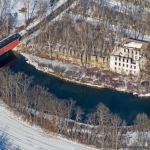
<box><xmin>51</xmin><ymin>0</ymin><xmax>80</xmax><ymax>23</ymax></box>
<box><xmin>139</xmin><ymin>93</ymin><xmax>150</xmax><ymax>97</ymax></box>
<box><xmin>3</xmin><ymin>0</ymin><xmax>67</xmax><ymax>29</ymax></box>
<box><xmin>25</xmin><ymin>0</ymin><xmax>68</xmax><ymax>30</ymax></box>
<box><xmin>69</xmin><ymin>6</ymin><xmax>150</xmax><ymax>41</ymax></box>
<box><xmin>21</xmin><ymin>53</ymin><xmax>105</xmax><ymax>89</ymax></box>
<box><xmin>69</xmin><ymin>13</ymin><xmax>100</xmax><ymax>26</ymax></box>
<box><xmin>17</xmin><ymin>0</ymin><xmax>150</xmax><ymax>42</ymax></box>
<box><xmin>21</xmin><ymin>53</ymin><xmax>150</xmax><ymax>98</ymax></box>
<box><xmin>0</xmin><ymin>98</ymin><xmax>141</xmax><ymax>149</ymax></box>
<box><xmin>21</xmin><ymin>53</ymin><xmax>80</xmax><ymax>73</ymax></box>
<box><xmin>21</xmin><ymin>0</ymin><xmax>79</xmax><ymax>42</ymax></box>
<box><xmin>0</xmin><ymin>100</ymin><xmax>98</xmax><ymax>150</ymax></box>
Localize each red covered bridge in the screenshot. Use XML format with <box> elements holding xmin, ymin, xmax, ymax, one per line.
<box><xmin>0</xmin><ymin>33</ymin><xmax>21</xmax><ymax>56</ymax></box>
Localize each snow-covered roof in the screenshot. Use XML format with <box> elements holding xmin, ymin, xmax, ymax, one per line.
<box><xmin>123</xmin><ymin>38</ymin><xmax>150</xmax><ymax>50</ymax></box>
<box><xmin>124</xmin><ymin>42</ymin><xmax>142</xmax><ymax>48</ymax></box>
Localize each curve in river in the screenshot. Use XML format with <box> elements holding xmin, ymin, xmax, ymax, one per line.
<box><xmin>10</xmin><ymin>53</ymin><xmax>150</xmax><ymax>125</ymax></box>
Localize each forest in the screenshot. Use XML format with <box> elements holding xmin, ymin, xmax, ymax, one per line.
<box><xmin>24</xmin><ymin>0</ymin><xmax>150</xmax><ymax>77</ymax></box>
<box><xmin>1</xmin><ymin>0</ymin><xmax>150</xmax><ymax>149</ymax></box>
<box><xmin>0</xmin><ymin>67</ymin><xmax>150</xmax><ymax>149</ymax></box>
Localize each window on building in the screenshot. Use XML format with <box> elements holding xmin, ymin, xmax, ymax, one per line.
<box><xmin>123</xmin><ymin>59</ymin><xmax>124</xmax><ymax>62</ymax></box>
<box><xmin>132</xmin><ymin>51</ymin><xmax>134</xmax><ymax>54</ymax></box>
<box><xmin>136</xmin><ymin>51</ymin><xmax>137</xmax><ymax>55</ymax></box>
<box><xmin>134</xmin><ymin>71</ymin><xmax>136</xmax><ymax>74</ymax></box>
<box><xmin>134</xmin><ymin>66</ymin><xmax>136</xmax><ymax>69</ymax></box>
<box><xmin>127</xmin><ymin>59</ymin><xmax>128</xmax><ymax>63</ymax></box>
<box><xmin>115</xmin><ymin>57</ymin><xmax>117</xmax><ymax>60</ymax></box>
<box><xmin>123</xmin><ymin>64</ymin><xmax>124</xmax><ymax>67</ymax></box>
<box><xmin>126</xmin><ymin>64</ymin><xmax>128</xmax><ymax>68</ymax></box>
<box><xmin>115</xmin><ymin>62</ymin><xmax>117</xmax><ymax>65</ymax></box>
<box><xmin>130</xmin><ymin>65</ymin><xmax>132</xmax><ymax>68</ymax></box>
<box><xmin>124</xmin><ymin>49</ymin><xmax>126</xmax><ymax>52</ymax></box>
<box><xmin>119</xmin><ymin>58</ymin><xmax>121</xmax><ymax>61</ymax></box>
<box><xmin>115</xmin><ymin>67</ymin><xmax>116</xmax><ymax>70</ymax></box>
<box><xmin>135</xmin><ymin>56</ymin><xmax>137</xmax><ymax>59</ymax></box>
<box><xmin>119</xmin><ymin>63</ymin><xmax>121</xmax><ymax>66</ymax></box>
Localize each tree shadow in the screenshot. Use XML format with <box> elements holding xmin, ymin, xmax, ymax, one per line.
<box><xmin>0</xmin><ymin>129</ymin><xmax>20</xmax><ymax>150</ymax></box>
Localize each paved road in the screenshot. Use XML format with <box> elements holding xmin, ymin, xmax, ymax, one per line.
<box><xmin>22</xmin><ymin>0</ymin><xmax>77</xmax><ymax>39</ymax></box>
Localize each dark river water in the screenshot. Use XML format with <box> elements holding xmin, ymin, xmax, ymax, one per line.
<box><xmin>5</xmin><ymin>52</ymin><xmax>150</xmax><ymax>125</ymax></box>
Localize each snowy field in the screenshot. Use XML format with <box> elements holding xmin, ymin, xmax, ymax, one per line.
<box><xmin>0</xmin><ymin>99</ymin><xmax>143</xmax><ymax>149</ymax></box>
<box><xmin>0</xmin><ymin>100</ymin><xmax>98</xmax><ymax>150</ymax></box>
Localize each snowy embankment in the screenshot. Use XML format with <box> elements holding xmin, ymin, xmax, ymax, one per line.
<box><xmin>0</xmin><ymin>99</ymin><xmax>143</xmax><ymax>149</ymax></box>
<box><xmin>21</xmin><ymin>52</ymin><xmax>105</xmax><ymax>89</ymax></box>
<box><xmin>0</xmin><ymin>100</ymin><xmax>98</xmax><ymax>150</ymax></box>
<box><xmin>21</xmin><ymin>53</ymin><xmax>150</xmax><ymax>98</ymax></box>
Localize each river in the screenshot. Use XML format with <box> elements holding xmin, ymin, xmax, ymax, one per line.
<box><xmin>4</xmin><ymin>51</ymin><xmax>150</xmax><ymax>125</ymax></box>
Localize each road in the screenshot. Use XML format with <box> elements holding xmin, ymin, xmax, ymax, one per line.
<box><xmin>22</xmin><ymin>0</ymin><xmax>77</xmax><ymax>39</ymax></box>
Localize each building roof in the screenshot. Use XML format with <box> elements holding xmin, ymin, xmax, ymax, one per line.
<box><xmin>123</xmin><ymin>38</ymin><xmax>149</xmax><ymax>50</ymax></box>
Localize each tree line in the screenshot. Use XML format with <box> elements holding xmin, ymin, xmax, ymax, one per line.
<box><xmin>0</xmin><ymin>67</ymin><xmax>150</xmax><ymax>149</ymax></box>
<box><xmin>29</xmin><ymin>14</ymin><xmax>112</xmax><ymax>67</ymax></box>
<box><xmin>72</xmin><ymin>0</ymin><xmax>150</xmax><ymax>43</ymax></box>
<box><xmin>28</xmin><ymin>0</ymin><xmax>150</xmax><ymax>65</ymax></box>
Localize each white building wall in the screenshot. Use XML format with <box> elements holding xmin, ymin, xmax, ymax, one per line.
<box><xmin>110</xmin><ymin>55</ymin><xmax>140</xmax><ymax>76</ymax></box>
<box><xmin>109</xmin><ymin>39</ymin><xmax>149</xmax><ymax>76</ymax></box>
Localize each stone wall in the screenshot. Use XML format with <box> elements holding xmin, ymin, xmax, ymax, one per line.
<box><xmin>52</xmin><ymin>46</ymin><xmax>109</xmax><ymax>68</ymax></box>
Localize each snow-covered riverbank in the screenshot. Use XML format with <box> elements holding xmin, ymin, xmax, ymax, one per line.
<box><xmin>20</xmin><ymin>52</ymin><xmax>150</xmax><ymax>98</ymax></box>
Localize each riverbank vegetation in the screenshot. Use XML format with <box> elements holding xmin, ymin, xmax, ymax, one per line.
<box><xmin>20</xmin><ymin>52</ymin><xmax>150</xmax><ymax>98</ymax></box>
<box><xmin>0</xmin><ymin>67</ymin><xmax>150</xmax><ymax>149</ymax></box>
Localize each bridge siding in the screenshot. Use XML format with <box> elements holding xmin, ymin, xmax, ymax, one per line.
<box><xmin>0</xmin><ymin>39</ymin><xmax>19</xmax><ymax>56</ymax></box>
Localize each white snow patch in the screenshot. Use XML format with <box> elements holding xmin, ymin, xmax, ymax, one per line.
<box><xmin>21</xmin><ymin>53</ymin><xmax>80</xmax><ymax>73</ymax></box>
<box><xmin>139</xmin><ymin>93</ymin><xmax>150</xmax><ymax>97</ymax></box>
